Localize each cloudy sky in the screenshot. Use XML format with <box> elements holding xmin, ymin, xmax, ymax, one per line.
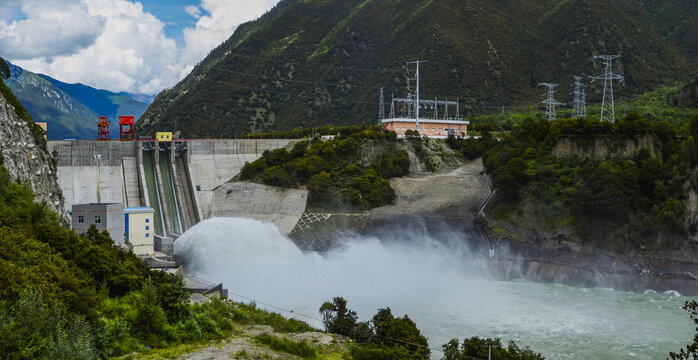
<box><xmin>0</xmin><ymin>0</ymin><xmax>280</xmax><ymax>95</ymax></box>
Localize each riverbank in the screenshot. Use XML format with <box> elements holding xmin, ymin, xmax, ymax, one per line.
<box><xmin>300</xmin><ymin>158</ymin><xmax>698</xmax><ymax>296</ymax></box>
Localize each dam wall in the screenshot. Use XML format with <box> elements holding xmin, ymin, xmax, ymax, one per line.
<box><xmin>49</xmin><ymin>139</ymin><xmax>303</xmax><ymax>232</ymax></box>
<box><xmin>50</xmin><ymin>141</ymin><xmax>140</xmax><ymax>211</ymax></box>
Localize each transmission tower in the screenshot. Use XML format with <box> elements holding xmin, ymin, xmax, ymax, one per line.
<box><xmin>389</xmin><ymin>93</ymin><xmax>395</xmax><ymax>118</ymax></box>
<box><xmin>571</xmin><ymin>75</ymin><xmax>587</xmax><ymax>118</ymax></box>
<box><xmin>538</xmin><ymin>83</ymin><xmax>562</xmax><ymax>121</ymax></box>
<box><xmin>378</xmin><ymin>87</ymin><xmax>385</xmax><ymax>122</ymax></box>
<box><xmin>591</xmin><ymin>55</ymin><xmax>624</xmax><ymax>123</ymax></box>
<box><xmin>406</xmin><ymin>60</ymin><xmax>428</xmax><ymax>132</ymax></box>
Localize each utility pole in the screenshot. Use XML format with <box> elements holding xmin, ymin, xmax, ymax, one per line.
<box><xmin>538</xmin><ymin>83</ymin><xmax>562</xmax><ymax>121</ymax></box>
<box><xmin>406</xmin><ymin>60</ymin><xmax>428</xmax><ymax>132</ymax></box>
<box><xmin>591</xmin><ymin>55</ymin><xmax>624</xmax><ymax>123</ymax></box>
<box><xmin>378</xmin><ymin>87</ymin><xmax>385</xmax><ymax>122</ymax></box>
<box><xmin>389</xmin><ymin>93</ymin><xmax>395</xmax><ymax>118</ymax></box>
<box><xmin>571</xmin><ymin>75</ymin><xmax>587</xmax><ymax>118</ymax></box>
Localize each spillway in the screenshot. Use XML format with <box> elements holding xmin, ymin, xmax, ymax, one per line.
<box><xmin>158</xmin><ymin>150</ymin><xmax>182</xmax><ymax>234</ymax></box>
<box><xmin>142</xmin><ymin>150</ymin><xmax>165</xmax><ymax>236</ymax></box>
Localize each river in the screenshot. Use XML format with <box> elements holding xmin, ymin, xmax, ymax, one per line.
<box><xmin>174</xmin><ymin>218</ymin><xmax>695</xmax><ymax>360</ymax></box>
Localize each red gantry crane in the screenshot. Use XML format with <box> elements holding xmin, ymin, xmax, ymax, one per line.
<box><xmin>97</xmin><ymin>116</ymin><xmax>110</xmax><ymax>141</ymax></box>
<box><xmin>119</xmin><ymin>115</ymin><xmax>135</xmax><ymax>141</ymax></box>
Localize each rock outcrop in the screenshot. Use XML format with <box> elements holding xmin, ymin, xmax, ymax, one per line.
<box><xmin>0</xmin><ymin>89</ymin><xmax>68</xmax><ymax>224</ymax></box>
<box><xmin>552</xmin><ymin>136</ymin><xmax>655</xmax><ymax>160</ymax></box>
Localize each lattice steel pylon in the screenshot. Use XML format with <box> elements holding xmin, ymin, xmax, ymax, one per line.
<box><xmin>538</xmin><ymin>83</ymin><xmax>562</xmax><ymax>121</ymax></box>
<box><xmin>406</xmin><ymin>60</ymin><xmax>427</xmax><ymax>132</ymax></box>
<box><xmin>378</xmin><ymin>87</ymin><xmax>385</xmax><ymax>122</ymax></box>
<box><xmin>591</xmin><ymin>55</ymin><xmax>624</xmax><ymax>123</ymax></box>
<box><xmin>571</xmin><ymin>75</ymin><xmax>587</xmax><ymax>118</ymax></box>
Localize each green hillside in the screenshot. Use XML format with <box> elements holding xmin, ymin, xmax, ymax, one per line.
<box><xmin>640</xmin><ymin>0</ymin><xmax>698</xmax><ymax>59</ymax></box>
<box><xmin>136</xmin><ymin>0</ymin><xmax>693</xmax><ymax>138</ymax></box>
<box><xmin>4</xmin><ymin>62</ymin><xmax>149</xmax><ymax>140</ymax></box>
<box><xmin>5</xmin><ymin>67</ymin><xmax>96</xmax><ymax>140</ymax></box>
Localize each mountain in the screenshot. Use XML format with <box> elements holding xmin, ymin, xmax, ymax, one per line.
<box><xmin>3</xmin><ymin>62</ymin><xmax>150</xmax><ymax>140</ymax></box>
<box><xmin>640</xmin><ymin>0</ymin><xmax>698</xmax><ymax>60</ymax></box>
<box><xmin>136</xmin><ymin>0</ymin><xmax>694</xmax><ymax>138</ymax></box>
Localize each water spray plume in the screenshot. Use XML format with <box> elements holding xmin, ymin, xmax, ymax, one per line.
<box><xmin>175</xmin><ymin>218</ymin><xmax>695</xmax><ymax>360</ymax></box>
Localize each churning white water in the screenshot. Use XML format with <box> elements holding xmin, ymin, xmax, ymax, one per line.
<box><xmin>175</xmin><ymin>218</ymin><xmax>695</xmax><ymax>360</ymax></box>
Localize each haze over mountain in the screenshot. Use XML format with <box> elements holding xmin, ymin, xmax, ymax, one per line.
<box><xmin>136</xmin><ymin>0</ymin><xmax>696</xmax><ymax>138</ymax></box>
<box><xmin>3</xmin><ymin>61</ymin><xmax>150</xmax><ymax>140</ymax></box>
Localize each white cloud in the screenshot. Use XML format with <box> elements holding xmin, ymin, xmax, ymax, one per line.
<box><xmin>4</xmin><ymin>0</ymin><xmax>281</xmax><ymax>95</ymax></box>
<box><xmin>185</xmin><ymin>5</ymin><xmax>202</xmax><ymax>19</ymax></box>
<box><xmin>0</xmin><ymin>0</ymin><xmax>104</xmax><ymax>59</ymax></box>
<box><xmin>180</xmin><ymin>0</ymin><xmax>279</xmax><ymax>69</ymax></box>
<box><xmin>12</xmin><ymin>0</ymin><xmax>179</xmax><ymax>94</ymax></box>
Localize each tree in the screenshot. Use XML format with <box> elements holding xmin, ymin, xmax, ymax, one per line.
<box><xmin>308</xmin><ymin>171</ymin><xmax>335</xmax><ymax>204</ymax></box>
<box><xmin>442</xmin><ymin>337</ymin><xmax>544</xmax><ymax>360</ymax></box>
<box><xmin>132</xmin><ymin>278</ymin><xmax>168</xmax><ymax>342</ymax></box>
<box><xmin>370</xmin><ymin>308</ymin><xmax>430</xmax><ymax>360</ymax></box>
<box><xmin>492</xmin><ymin>157</ymin><xmax>527</xmax><ymax>200</ymax></box>
<box><xmin>318</xmin><ymin>297</ymin><xmax>357</xmax><ymax>336</ymax></box>
<box><xmin>670</xmin><ymin>301</ymin><xmax>698</xmax><ymax>359</ymax></box>
<box><xmin>0</xmin><ymin>58</ymin><xmax>9</xmax><ymax>80</ymax></box>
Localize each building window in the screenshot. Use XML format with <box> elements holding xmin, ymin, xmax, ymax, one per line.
<box><xmin>78</xmin><ymin>215</ymin><xmax>84</xmax><ymax>224</ymax></box>
<box><xmin>145</xmin><ymin>218</ymin><xmax>150</xmax><ymax>223</ymax></box>
<box><xmin>94</xmin><ymin>215</ymin><xmax>101</xmax><ymax>224</ymax></box>
<box><xmin>146</xmin><ymin>233</ymin><xmax>150</xmax><ymax>238</ymax></box>
<box><xmin>145</xmin><ymin>226</ymin><xmax>150</xmax><ymax>231</ymax></box>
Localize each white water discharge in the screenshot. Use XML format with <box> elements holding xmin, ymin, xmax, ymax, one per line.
<box><xmin>175</xmin><ymin>218</ymin><xmax>695</xmax><ymax>360</ymax></box>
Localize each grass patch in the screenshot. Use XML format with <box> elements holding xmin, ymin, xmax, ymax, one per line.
<box><xmin>231</xmin><ymin>302</ymin><xmax>315</xmax><ymax>333</ymax></box>
<box><xmin>256</xmin><ymin>334</ymin><xmax>317</xmax><ymax>359</ymax></box>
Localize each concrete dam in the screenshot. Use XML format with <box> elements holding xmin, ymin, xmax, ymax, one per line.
<box><xmin>49</xmin><ymin>139</ymin><xmax>308</xmax><ymax>236</ymax></box>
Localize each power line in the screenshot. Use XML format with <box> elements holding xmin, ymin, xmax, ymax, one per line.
<box><xmin>224</xmin><ymin>52</ymin><xmax>404</xmax><ymax>73</ymax></box>
<box><xmin>207</xmin><ymin>66</ymin><xmax>384</xmax><ymax>89</ymax></box>
<box><xmin>197</xmin><ymin>76</ymin><xmax>375</xmax><ymax>105</ymax></box>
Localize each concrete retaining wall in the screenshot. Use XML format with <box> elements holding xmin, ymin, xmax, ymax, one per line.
<box><xmin>186</xmin><ymin>139</ymin><xmax>297</xmax><ymax>219</ymax></box>
<box><xmin>209</xmin><ymin>182</ymin><xmax>308</xmax><ymax>235</ymax></box>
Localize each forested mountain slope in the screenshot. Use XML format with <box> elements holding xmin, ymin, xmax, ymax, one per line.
<box><xmin>136</xmin><ymin>0</ymin><xmax>693</xmax><ymax>138</ymax></box>
<box><xmin>3</xmin><ymin>62</ymin><xmax>149</xmax><ymax>140</ymax></box>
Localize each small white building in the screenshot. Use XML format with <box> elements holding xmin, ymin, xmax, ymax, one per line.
<box><xmin>125</xmin><ymin>207</ymin><xmax>155</xmax><ymax>256</ymax></box>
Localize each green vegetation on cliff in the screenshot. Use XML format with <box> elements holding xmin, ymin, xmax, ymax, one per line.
<box><xmin>239</xmin><ymin>125</ymin><xmax>411</xmax><ymax>210</ymax></box>
<box><xmin>0</xmin><ymin>57</ymin><xmax>48</xmax><ymax>154</ymax></box>
<box><xmin>450</xmin><ymin>114</ymin><xmax>698</xmax><ymax>250</ymax></box>
<box><xmin>0</xmin><ymin>162</ymin><xmax>319</xmax><ymax>358</ymax></box>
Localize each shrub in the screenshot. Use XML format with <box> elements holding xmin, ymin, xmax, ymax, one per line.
<box><xmin>256</xmin><ymin>334</ymin><xmax>316</xmax><ymax>359</ymax></box>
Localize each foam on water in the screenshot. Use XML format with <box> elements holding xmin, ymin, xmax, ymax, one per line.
<box><xmin>175</xmin><ymin>218</ymin><xmax>695</xmax><ymax>360</ymax></box>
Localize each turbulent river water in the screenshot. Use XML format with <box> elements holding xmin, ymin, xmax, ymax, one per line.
<box><xmin>175</xmin><ymin>218</ymin><xmax>695</xmax><ymax>360</ymax></box>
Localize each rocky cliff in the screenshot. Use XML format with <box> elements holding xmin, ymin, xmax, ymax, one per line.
<box><xmin>552</xmin><ymin>136</ymin><xmax>655</xmax><ymax>159</ymax></box>
<box><xmin>0</xmin><ymin>84</ymin><xmax>69</xmax><ymax>224</ymax></box>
